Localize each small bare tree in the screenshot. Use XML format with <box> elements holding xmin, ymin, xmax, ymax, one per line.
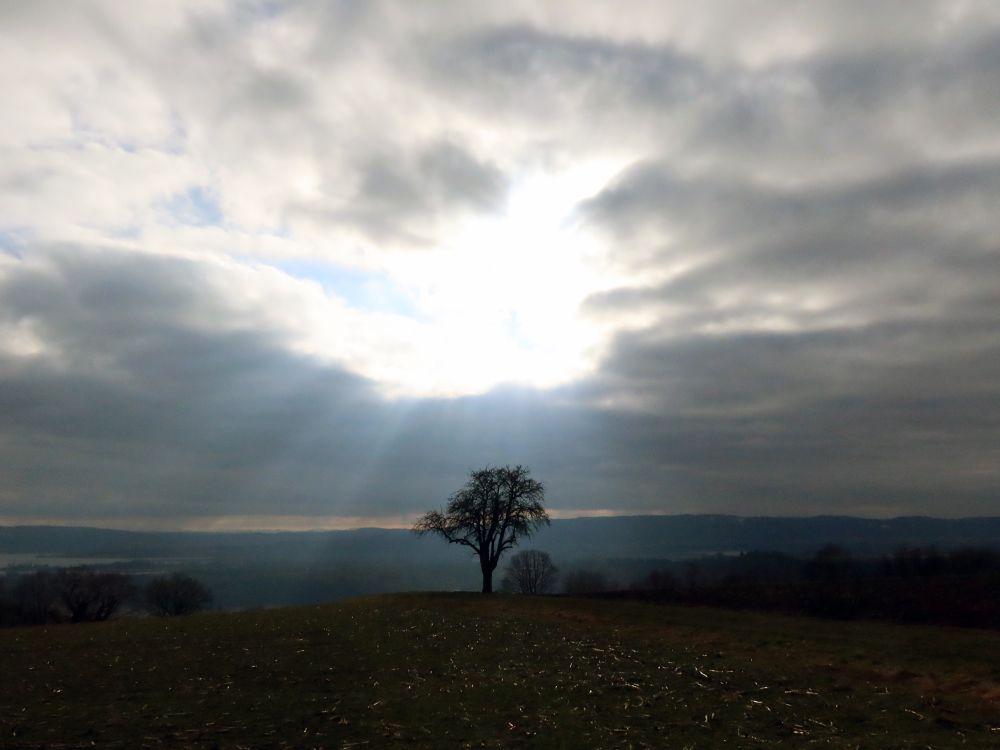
<box><xmin>0</xmin><ymin>576</ymin><xmax>12</xmax><ymax>627</ymax></box>
<box><xmin>144</xmin><ymin>573</ymin><xmax>213</xmax><ymax>616</ymax></box>
<box><xmin>12</xmin><ymin>570</ymin><xmax>57</xmax><ymax>625</ymax></box>
<box><xmin>414</xmin><ymin>465</ymin><xmax>548</xmax><ymax>593</ymax></box>
<box><xmin>54</xmin><ymin>569</ymin><xmax>136</xmax><ymax>623</ymax></box>
<box><xmin>501</xmin><ymin>549</ymin><xmax>558</xmax><ymax>594</ymax></box>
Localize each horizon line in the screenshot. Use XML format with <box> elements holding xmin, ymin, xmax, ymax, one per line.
<box><xmin>2</xmin><ymin>510</ymin><xmax>997</xmax><ymax>534</ymax></box>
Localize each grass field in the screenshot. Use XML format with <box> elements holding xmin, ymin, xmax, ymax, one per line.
<box><xmin>2</xmin><ymin>593</ymin><xmax>999</xmax><ymax>748</ymax></box>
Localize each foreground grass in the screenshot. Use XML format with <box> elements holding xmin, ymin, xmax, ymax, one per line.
<box><xmin>2</xmin><ymin>594</ymin><xmax>999</xmax><ymax>748</ymax></box>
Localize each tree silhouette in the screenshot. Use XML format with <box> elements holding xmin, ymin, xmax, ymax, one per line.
<box><xmin>414</xmin><ymin>465</ymin><xmax>548</xmax><ymax>593</ymax></box>
<box><xmin>0</xmin><ymin>577</ymin><xmax>12</xmax><ymax>627</ymax></box>
<box><xmin>144</xmin><ymin>573</ymin><xmax>213</xmax><ymax>616</ymax></box>
<box><xmin>11</xmin><ymin>570</ymin><xmax>57</xmax><ymax>625</ymax></box>
<box><xmin>54</xmin><ymin>570</ymin><xmax>135</xmax><ymax>623</ymax></box>
<box><xmin>501</xmin><ymin>549</ymin><xmax>558</xmax><ymax>594</ymax></box>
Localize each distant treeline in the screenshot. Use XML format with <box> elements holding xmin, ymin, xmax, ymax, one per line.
<box><xmin>0</xmin><ymin>569</ymin><xmax>212</xmax><ymax>627</ymax></box>
<box><xmin>584</xmin><ymin>545</ymin><xmax>1000</xmax><ymax>629</ymax></box>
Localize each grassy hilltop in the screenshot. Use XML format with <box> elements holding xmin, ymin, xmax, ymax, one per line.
<box><xmin>2</xmin><ymin>594</ymin><xmax>999</xmax><ymax>748</ymax></box>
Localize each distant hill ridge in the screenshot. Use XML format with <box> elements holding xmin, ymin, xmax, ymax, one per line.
<box><xmin>3</xmin><ymin>514</ymin><xmax>1000</xmax><ymax>564</ymax></box>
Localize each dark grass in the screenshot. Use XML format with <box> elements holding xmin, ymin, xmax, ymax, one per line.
<box><xmin>2</xmin><ymin>593</ymin><xmax>999</xmax><ymax>748</ymax></box>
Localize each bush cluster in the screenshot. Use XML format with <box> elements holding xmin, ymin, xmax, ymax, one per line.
<box><xmin>0</xmin><ymin>569</ymin><xmax>213</xmax><ymax>627</ymax></box>
<box><xmin>622</xmin><ymin>545</ymin><xmax>1000</xmax><ymax>629</ymax></box>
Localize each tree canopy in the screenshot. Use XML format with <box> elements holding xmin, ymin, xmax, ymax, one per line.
<box><xmin>414</xmin><ymin>465</ymin><xmax>548</xmax><ymax>593</ymax></box>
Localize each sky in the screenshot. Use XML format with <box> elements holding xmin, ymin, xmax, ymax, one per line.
<box><xmin>1</xmin><ymin>0</ymin><xmax>999</xmax><ymax>529</ymax></box>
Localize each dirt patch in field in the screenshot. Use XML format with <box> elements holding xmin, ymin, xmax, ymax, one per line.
<box><xmin>860</xmin><ymin>667</ymin><xmax>1000</xmax><ymax>709</ymax></box>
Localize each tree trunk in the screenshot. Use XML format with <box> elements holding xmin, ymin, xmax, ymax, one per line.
<box><xmin>481</xmin><ymin>564</ymin><xmax>494</xmax><ymax>594</ymax></box>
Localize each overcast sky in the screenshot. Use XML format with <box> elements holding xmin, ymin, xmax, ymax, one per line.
<box><xmin>2</xmin><ymin>1</ymin><xmax>999</xmax><ymax>529</ymax></box>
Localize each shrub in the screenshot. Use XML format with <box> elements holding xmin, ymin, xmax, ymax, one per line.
<box><xmin>501</xmin><ymin>550</ymin><xmax>559</xmax><ymax>594</ymax></box>
<box><xmin>54</xmin><ymin>569</ymin><xmax>136</xmax><ymax>623</ymax></box>
<box><xmin>12</xmin><ymin>570</ymin><xmax>58</xmax><ymax>625</ymax></box>
<box><xmin>145</xmin><ymin>573</ymin><xmax>213</xmax><ymax>616</ymax></box>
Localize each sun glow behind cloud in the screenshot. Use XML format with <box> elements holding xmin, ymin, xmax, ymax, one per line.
<box><xmin>298</xmin><ymin>161</ymin><xmax>626</xmax><ymax>399</ymax></box>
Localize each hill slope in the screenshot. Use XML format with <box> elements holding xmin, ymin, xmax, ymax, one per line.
<box><xmin>2</xmin><ymin>594</ymin><xmax>999</xmax><ymax>748</ymax></box>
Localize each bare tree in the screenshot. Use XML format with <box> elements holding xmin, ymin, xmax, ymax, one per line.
<box><xmin>0</xmin><ymin>577</ymin><xmax>12</xmax><ymax>627</ymax></box>
<box><xmin>414</xmin><ymin>465</ymin><xmax>548</xmax><ymax>593</ymax></box>
<box><xmin>11</xmin><ymin>570</ymin><xmax>57</xmax><ymax>625</ymax></box>
<box><xmin>145</xmin><ymin>573</ymin><xmax>213</xmax><ymax>616</ymax></box>
<box><xmin>54</xmin><ymin>570</ymin><xmax>135</xmax><ymax>623</ymax></box>
<box><xmin>501</xmin><ymin>549</ymin><xmax>558</xmax><ymax>594</ymax></box>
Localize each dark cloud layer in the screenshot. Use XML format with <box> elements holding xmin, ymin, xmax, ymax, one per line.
<box><xmin>2</xmin><ymin>241</ymin><xmax>997</xmax><ymax>522</ymax></box>
<box><xmin>0</xmin><ymin>246</ymin><xmax>616</xmax><ymax>520</ymax></box>
<box><xmin>309</xmin><ymin>139</ymin><xmax>506</xmax><ymax>245</ymax></box>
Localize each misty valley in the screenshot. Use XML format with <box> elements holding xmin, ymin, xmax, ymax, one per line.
<box><xmin>4</xmin><ymin>514</ymin><xmax>1000</xmax><ymax>612</ymax></box>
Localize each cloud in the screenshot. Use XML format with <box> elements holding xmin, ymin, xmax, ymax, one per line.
<box><xmin>287</xmin><ymin>138</ymin><xmax>507</xmax><ymax>247</ymax></box>
<box><xmin>1</xmin><ymin>1</ymin><xmax>999</xmax><ymax>524</ymax></box>
<box><xmin>0</xmin><ymin>244</ymin><xmax>619</xmax><ymax>521</ymax></box>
